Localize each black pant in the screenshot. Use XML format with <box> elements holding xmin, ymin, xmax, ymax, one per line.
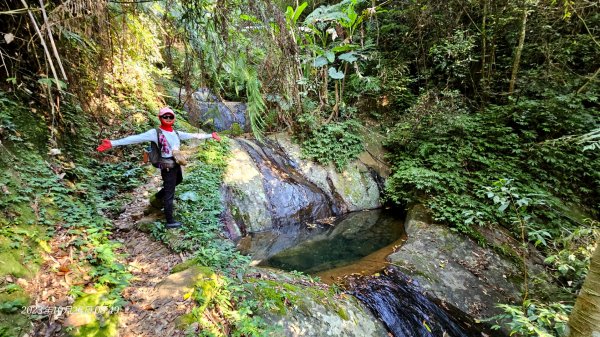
<box><xmin>156</xmin><ymin>164</ymin><xmax>183</xmax><ymax>223</ymax></box>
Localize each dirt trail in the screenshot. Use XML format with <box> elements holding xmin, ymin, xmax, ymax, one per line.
<box><xmin>27</xmin><ymin>175</ymin><xmax>194</xmax><ymax>337</ymax></box>
<box><xmin>113</xmin><ymin>176</ymin><xmax>193</xmax><ymax>337</ymax></box>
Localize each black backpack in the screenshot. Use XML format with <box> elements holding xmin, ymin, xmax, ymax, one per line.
<box><xmin>145</xmin><ymin>128</ymin><xmax>180</xmax><ymax>168</ymax></box>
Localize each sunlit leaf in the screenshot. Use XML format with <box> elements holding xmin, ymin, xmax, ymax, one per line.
<box><xmin>338</xmin><ymin>52</ymin><xmax>357</xmax><ymax>63</ymax></box>
<box><xmin>328</xmin><ymin>67</ymin><xmax>344</xmax><ymax>79</ymax></box>
<box><xmin>313</xmin><ymin>56</ymin><xmax>328</xmax><ymax>67</ymax></box>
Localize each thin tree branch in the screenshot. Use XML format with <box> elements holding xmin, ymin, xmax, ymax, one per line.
<box><xmin>569</xmin><ymin>2</ymin><xmax>600</xmax><ymax>50</ymax></box>
<box><xmin>39</xmin><ymin>0</ymin><xmax>67</xmax><ymax>81</ymax></box>
<box><xmin>20</xmin><ymin>0</ymin><xmax>61</xmax><ymax>92</ymax></box>
<box><xmin>577</xmin><ymin>67</ymin><xmax>600</xmax><ymax>94</ymax></box>
<box><xmin>0</xmin><ymin>49</ymin><xmax>9</xmax><ymax>77</ymax></box>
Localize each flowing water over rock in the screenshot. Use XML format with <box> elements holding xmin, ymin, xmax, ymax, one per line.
<box><xmin>239</xmin><ymin>207</ymin><xmax>500</xmax><ymax>337</ymax></box>
<box><xmin>347</xmin><ymin>267</ymin><xmax>491</xmax><ymax>337</ymax></box>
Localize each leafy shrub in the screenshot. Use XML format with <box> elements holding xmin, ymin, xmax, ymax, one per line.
<box><xmin>301</xmin><ymin>119</ymin><xmax>364</xmax><ymax>171</ymax></box>
<box><xmin>484</xmin><ymin>300</ymin><xmax>571</xmax><ymax>337</ymax></box>
<box><xmin>544</xmin><ymin>221</ymin><xmax>599</xmax><ymax>290</ymax></box>
<box><xmin>384</xmin><ymin>88</ymin><xmax>600</xmax><ymax>240</ymax></box>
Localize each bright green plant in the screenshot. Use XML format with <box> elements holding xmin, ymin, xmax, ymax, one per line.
<box><xmin>297</xmin><ymin>0</ymin><xmax>380</xmax><ymax>116</ymax></box>
<box><xmin>429</xmin><ymin>30</ymin><xmax>478</xmax><ymax>86</ymax></box>
<box><xmin>301</xmin><ymin>119</ymin><xmax>364</xmax><ymax>170</ymax></box>
<box><xmin>483</xmin><ymin>300</ymin><xmax>571</xmax><ymax>337</ymax></box>
<box><xmin>544</xmin><ymin>220</ymin><xmax>599</xmax><ymax>290</ymax></box>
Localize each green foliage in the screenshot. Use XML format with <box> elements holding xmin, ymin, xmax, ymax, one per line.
<box><xmin>544</xmin><ymin>220</ymin><xmax>599</xmax><ymax>290</ymax></box>
<box><xmin>384</xmin><ymin>88</ymin><xmax>599</xmax><ymax>239</ymax></box>
<box><xmin>483</xmin><ymin>300</ymin><xmax>571</xmax><ymax>337</ymax></box>
<box><xmin>429</xmin><ymin>30</ymin><xmax>478</xmax><ymax>85</ymax></box>
<box><xmin>301</xmin><ymin>119</ymin><xmax>364</xmax><ymax>170</ymax></box>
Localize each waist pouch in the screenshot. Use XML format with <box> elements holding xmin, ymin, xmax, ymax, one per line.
<box><xmin>159</xmin><ymin>158</ymin><xmax>176</xmax><ymax>169</ymax></box>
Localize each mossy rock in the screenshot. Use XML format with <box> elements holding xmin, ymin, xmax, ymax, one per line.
<box><xmin>170</xmin><ymin>258</ymin><xmax>201</xmax><ymax>274</ymax></box>
<box><xmin>0</xmin><ymin>312</ymin><xmax>30</xmax><ymax>337</ymax></box>
<box><xmin>66</xmin><ymin>287</ymin><xmax>119</xmax><ymax>337</ymax></box>
<box><xmin>246</xmin><ymin>268</ymin><xmax>388</xmax><ymax>337</ymax></box>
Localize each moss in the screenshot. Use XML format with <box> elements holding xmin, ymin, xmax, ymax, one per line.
<box><xmin>0</xmin><ymin>252</ymin><xmax>35</xmax><ymax>279</ymax></box>
<box><xmin>247</xmin><ymin>275</ymin><xmax>349</xmax><ymax>320</ymax></box>
<box><xmin>336</xmin><ymin>307</ymin><xmax>349</xmax><ymax>321</ymax></box>
<box><xmin>229</xmin><ymin>123</ymin><xmax>243</xmax><ymax>136</ymax></box>
<box><xmin>0</xmin><ymin>283</ymin><xmax>30</xmax><ymax>337</ymax></box>
<box><xmin>69</xmin><ymin>287</ymin><xmax>119</xmax><ymax>337</ymax></box>
<box><xmin>4</xmin><ymin>104</ymin><xmax>49</xmax><ymax>155</ymax></box>
<box><xmin>175</xmin><ymin>312</ymin><xmax>196</xmax><ymax>329</ymax></box>
<box><xmin>171</xmin><ymin>259</ymin><xmax>201</xmax><ymax>274</ymax></box>
<box><xmin>491</xmin><ymin>243</ymin><xmax>522</xmax><ymax>265</ymax></box>
<box><xmin>71</xmin><ymin>314</ymin><xmax>119</xmax><ymax>337</ymax></box>
<box><xmin>135</xmin><ymin>219</ymin><xmax>159</xmax><ymax>233</ymax></box>
<box><xmin>0</xmin><ymin>287</ymin><xmax>29</xmax><ymax>308</ymax></box>
<box><xmin>0</xmin><ymin>312</ymin><xmax>30</xmax><ymax>337</ymax></box>
<box><xmin>248</xmin><ymin>279</ymin><xmax>299</xmax><ymax>315</ymax></box>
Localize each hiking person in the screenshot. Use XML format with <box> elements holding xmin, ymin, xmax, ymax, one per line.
<box><xmin>96</xmin><ymin>107</ymin><xmax>221</xmax><ymax>228</ymax></box>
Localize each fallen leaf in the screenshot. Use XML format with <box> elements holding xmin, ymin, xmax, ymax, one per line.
<box><xmin>4</xmin><ymin>33</ymin><xmax>14</xmax><ymax>44</ymax></box>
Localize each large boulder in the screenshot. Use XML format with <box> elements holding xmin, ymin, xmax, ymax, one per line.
<box><xmin>221</xmin><ymin>132</ymin><xmax>389</xmax><ymax>237</ymax></box>
<box><xmin>185</xmin><ymin>88</ymin><xmax>249</xmax><ymax>132</ymax></box>
<box><xmin>271</xmin><ymin>133</ymin><xmax>382</xmax><ymax>213</ymax></box>
<box><xmin>249</xmin><ymin>268</ymin><xmax>389</xmax><ymax>337</ymax></box>
<box><xmin>222</xmin><ymin>140</ymin><xmax>273</xmax><ymax>234</ymax></box>
<box><xmin>387</xmin><ymin>205</ymin><xmax>558</xmax><ymax>320</ymax></box>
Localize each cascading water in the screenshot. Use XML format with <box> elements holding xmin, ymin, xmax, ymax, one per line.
<box><xmin>226</xmin><ymin>136</ymin><xmax>497</xmax><ymax>336</ymax></box>
<box><xmin>347</xmin><ymin>267</ymin><xmax>492</xmax><ymax>337</ymax></box>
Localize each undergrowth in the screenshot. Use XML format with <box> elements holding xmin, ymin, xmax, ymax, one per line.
<box><xmin>0</xmin><ymin>94</ymin><xmax>146</xmax><ymax>336</ymax></box>
<box><xmin>299</xmin><ymin>118</ymin><xmax>364</xmax><ymax>171</ymax></box>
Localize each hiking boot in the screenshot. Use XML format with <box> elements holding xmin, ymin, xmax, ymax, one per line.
<box><xmin>166</xmin><ymin>222</ymin><xmax>182</xmax><ymax>229</ymax></box>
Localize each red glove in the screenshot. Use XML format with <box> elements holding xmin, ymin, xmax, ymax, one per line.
<box><xmin>97</xmin><ymin>139</ymin><xmax>112</xmax><ymax>152</ymax></box>
<box><xmin>211</xmin><ymin>132</ymin><xmax>221</xmax><ymax>142</ymax></box>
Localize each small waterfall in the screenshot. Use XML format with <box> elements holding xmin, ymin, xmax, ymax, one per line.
<box><xmin>347</xmin><ymin>267</ymin><xmax>489</xmax><ymax>337</ymax></box>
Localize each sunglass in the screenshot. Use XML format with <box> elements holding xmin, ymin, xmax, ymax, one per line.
<box><xmin>161</xmin><ymin>115</ymin><xmax>174</xmax><ymax>120</ymax></box>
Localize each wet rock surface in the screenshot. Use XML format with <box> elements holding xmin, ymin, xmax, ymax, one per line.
<box><xmin>347</xmin><ymin>267</ymin><xmax>493</xmax><ymax>337</ymax></box>
<box><xmin>250</xmin><ymin>268</ymin><xmax>389</xmax><ymax>337</ymax></box>
<box><xmin>222</xmin><ymin>133</ymin><xmax>387</xmax><ymax>236</ymax></box>
<box><xmin>388</xmin><ymin>205</ymin><xmax>524</xmax><ymax>319</ymax></box>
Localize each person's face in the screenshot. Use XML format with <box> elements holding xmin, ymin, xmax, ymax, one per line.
<box><xmin>160</xmin><ymin>114</ymin><xmax>175</xmax><ymax>125</ymax></box>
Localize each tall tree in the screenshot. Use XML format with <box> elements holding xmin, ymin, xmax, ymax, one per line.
<box><xmin>508</xmin><ymin>2</ymin><xmax>528</xmax><ymax>95</ymax></box>
<box><xmin>568</xmin><ymin>245</ymin><xmax>600</xmax><ymax>337</ymax></box>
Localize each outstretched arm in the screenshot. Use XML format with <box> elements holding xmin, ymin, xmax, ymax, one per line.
<box><xmin>178</xmin><ymin>131</ymin><xmax>221</xmax><ymax>141</ymax></box>
<box><xmin>97</xmin><ymin>129</ymin><xmax>157</xmax><ymax>152</ymax></box>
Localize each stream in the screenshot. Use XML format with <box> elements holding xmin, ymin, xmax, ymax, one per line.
<box><xmin>238</xmin><ymin>209</ymin><xmax>492</xmax><ymax>337</ymax></box>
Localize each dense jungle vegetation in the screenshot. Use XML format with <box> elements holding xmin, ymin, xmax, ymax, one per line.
<box><xmin>0</xmin><ymin>0</ymin><xmax>599</xmax><ymax>336</ymax></box>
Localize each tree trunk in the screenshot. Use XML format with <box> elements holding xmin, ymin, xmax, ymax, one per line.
<box><xmin>508</xmin><ymin>6</ymin><xmax>527</xmax><ymax>95</ymax></box>
<box><xmin>568</xmin><ymin>245</ymin><xmax>600</xmax><ymax>337</ymax></box>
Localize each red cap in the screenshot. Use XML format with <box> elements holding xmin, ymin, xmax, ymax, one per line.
<box><xmin>158</xmin><ymin>107</ymin><xmax>175</xmax><ymax>117</ymax></box>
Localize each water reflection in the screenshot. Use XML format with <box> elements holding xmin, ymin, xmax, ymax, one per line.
<box><xmin>237</xmin><ymin>209</ymin><xmax>405</xmax><ymax>274</ymax></box>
